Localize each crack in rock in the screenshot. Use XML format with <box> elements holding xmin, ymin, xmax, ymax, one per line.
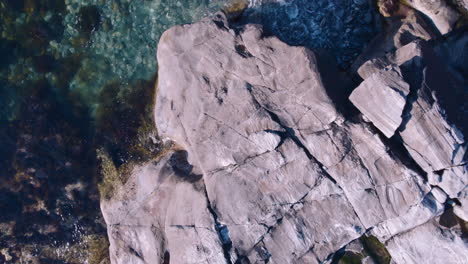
<box><xmin>203</xmin><ymin>184</ymin><xmax>233</xmax><ymax>264</ymax></box>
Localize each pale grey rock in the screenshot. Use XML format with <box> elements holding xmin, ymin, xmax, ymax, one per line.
<box><xmin>304</xmin><ymin>122</ymin><xmax>431</xmax><ymax>230</ymax></box>
<box><xmin>405</xmin><ymin>0</ymin><xmax>460</xmax><ymax>34</ymax></box>
<box><xmin>152</xmin><ymin>13</ymin><xmax>434</xmax><ymax>263</ymax></box>
<box><xmin>155</xmin><ymin>15</ymin><xmax>367</xmax><ymax>262</ymax></box>
<box><xmin>386</xmin><ymin>220</ymin><xmax>468</xmax><ymax>264</ymax></box>
<box><xmin>357</xmin><ymin>41</ymin><xmax>424</xmax><ymax>79</ymax></box>
<box><xmin>431</xmin><ymin>186</ymin><xmax>448</xmax><ymax>204</ymax></box>
<box><xmin>428</xmin><ymin>166</ymin><xmax>467</xmax><ymax>198</ymax></box>
<box><xmin>353</xmin><ymin>40</ymin><xmax>467</xmax><ymax>199</ymax></box>
<box><xmin>400</xmin><ymin>82</ymin><xmax>465</xmax><ymax>172</ymax></box>
<box><xmin>349</xmin><ymin>66</ymin><xmax>410</xmax><ymax>138</ymax></box>
<box><xmin>103</xmin><ymin>11</ymin><xmax>467</xmax><ymax>264</ymax></box>
<box><xmin>371</xmin><ymin>191</ymin><xmax>445</xmax><ymax>241</ymax></box>
<box><xmin>101</xmin><ymin>152</ymin><xmax>226</xmax><ymax>264</ymax></box>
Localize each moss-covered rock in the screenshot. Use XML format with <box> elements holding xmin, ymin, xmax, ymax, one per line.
<box><xmin>360</xmin><ymin>235</ymin><xmax>391</xmax><ymax>264</ymax></box>
<box><xmin>335</xmin><ymin>251</ymin><xmax>365</xmax><ymax>264</ymax></box>
<box><xmin>95</xmin><ymin>75</ymin><xmax>159</xmax><ymax>165</ymax></box>
<box><xmin>222</xmin><ymin>0</ymin><xmax>249</xmax><ymax>21</ymax></box>
<box><xmin>86</xmin><ymin>234</ymin><xmax>110</xmax><ymax>264</ymax></box>
<box><xmin>97</xmin><ymin>148</ymin><xmax>120</xmax><ymax>201</ymax></box>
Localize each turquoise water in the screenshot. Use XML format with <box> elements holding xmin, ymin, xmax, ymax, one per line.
<box><xmin>1</xmin><ymin>0</ymin><xmax>232</xmax><ymax>120</ymax></box>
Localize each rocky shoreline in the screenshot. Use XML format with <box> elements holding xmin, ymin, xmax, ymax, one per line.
<box><xmin>101</xmin><ymin>1</ymin><xmax>467</xmax><ymax>263</ymax></box>
<box><xmin>0</xmin><ymin>0</ymin><xmax>466</xmax><ymax>263</ymax></box>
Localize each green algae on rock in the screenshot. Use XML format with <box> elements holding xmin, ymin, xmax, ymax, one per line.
<box><xmin>97</xmin><ymin>148</ymin><xmax>120</xmax><ymax>201</ymax></box>
<box><xmin>222</xmin><ymin>0</ymin><xmax>249</xmax><ymax>20</ymax></box>
<box><xmin>360</xmin><ymin>235</ymin><xmax>391</xmax><ymax>264</ymax></box>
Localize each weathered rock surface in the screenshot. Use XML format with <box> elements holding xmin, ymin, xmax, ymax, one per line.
<box><xmin>386</xmin><ymin>219</ymin><xmax>467</xmax><ymax>264</ymax></box>
<box><xmin>101</xmin><ymin>151</ymin><xmax>226</xmax><ymax>264</ymax></box>
<box><xmin>353</xmin><ymin>40</ymin><xmax>467</xmax><ymax>199</ymax></box>
<box><xmin>404</xmin><ymin>0</ymin><xmax>460</xmax><ymax>34</ymax></box>
<box><xmin>349</xmin><ymin>66</ymin><xmax>410</xmax><ymax>137</ymax></box>
<box><xmin>102</xmin><ymin>11</ymin><xmax>467</xmax><ymax>264</ymax></box>
<box><xmin>377</xmin><ymin>0</ymin><xmax>460</xmax><ymax>34</ymax></box>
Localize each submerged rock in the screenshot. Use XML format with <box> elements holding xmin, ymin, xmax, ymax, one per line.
<box><xmin>102</xmin><ymin>10</ymin><xmax>467</xmax><ymax>264</ymax></box>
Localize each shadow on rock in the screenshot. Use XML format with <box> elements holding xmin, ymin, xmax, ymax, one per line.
<box><xmin>169</xmin><ymin>150</ymin><xmax>203</xmax><ymax>183</ymax></box>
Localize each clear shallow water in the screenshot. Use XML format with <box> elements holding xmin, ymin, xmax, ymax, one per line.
<box><xmin>1</xmin><ymin>0</ymin><xmax>233</xmax><ymax>120</ymax></box>
<box><xmin>1</xmin><ymin>0</ymin><xmax>379</xmax><ymax>120</ymax></box>
<box><xmin>0</xmin><ymin>0</ymin><xmax>379</xmax><ymax>262</ymax></box>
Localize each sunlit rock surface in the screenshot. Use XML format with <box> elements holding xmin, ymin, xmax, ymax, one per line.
<box><xmin>102</xmin><ymin>9</ymin><xmax>467</xmax><ymax>263</ymax></box>
<box><xmin>353</xmin><ymin>40</ymin><xmax>466</xmax><ymax>198</ymax></box>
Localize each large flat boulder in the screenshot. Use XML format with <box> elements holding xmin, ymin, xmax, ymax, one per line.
<box><xmin>102</xmin><ymin>12</ymin><xmax>467</xmax><ymax>264</ymax></box>
<box><xmin>152</xmin><ymin>13</ymin><xmax>437</xmax><ymax>263</ymax></box>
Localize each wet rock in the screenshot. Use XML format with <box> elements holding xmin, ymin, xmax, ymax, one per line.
<box><xmin>0</xmin><ymin>78</ymin><xmax>108</xmax><ymax>263</ymax></box>
<box><xmin>360</xmin><ymin>235</ymin><xmax>391</xmax><ymax>264</ymax></box>
<box><xmin>377</xmin><ymin>0</ymin><xmax>403</xmax><ymax>17</ymax></box>
<box><xmin>222</xmin><ymin>0</ymin><xmax>249</xmax><ymax>21</ymax></box>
